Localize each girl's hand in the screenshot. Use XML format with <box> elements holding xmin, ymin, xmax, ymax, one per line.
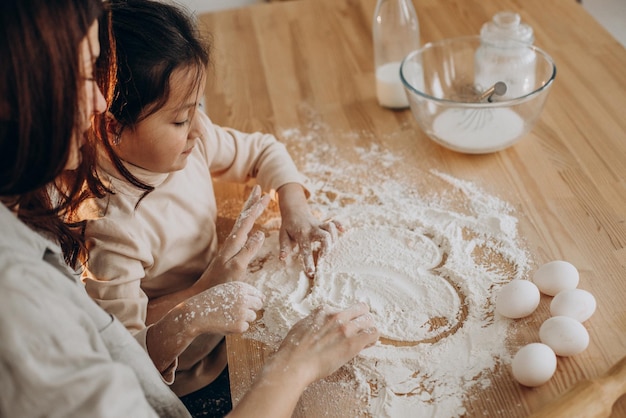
<box><xmin>277</xmin><ymin>183</ymin><xmax>343</xmax><ymax>277</ymax></box>
<box><xmin>146</xmin><ymin>187</ymin><xmax>269</xmax><ymax>374</ymax></box>
<box><xmin>195</xmin><ymin>185</ymin><xmax>270</xmax><ymax>290</ymax></box>
<box><xmin>185</xmin><ymin>281</ymin><xmax>265</xmax><ymax>336</ymax></box>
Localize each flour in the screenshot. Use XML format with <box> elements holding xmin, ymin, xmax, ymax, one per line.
<box><xmin>237</xmin><ymin>125</ymin><xmax>531</xmax><ymax>417</ymax></box>
<box><xmin>432</xmin><ymin>107</ymin><xmax>524</xmax><ymax>153</ymax></box>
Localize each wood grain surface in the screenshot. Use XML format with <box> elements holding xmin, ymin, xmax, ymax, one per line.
<box><xmin>198</xmin><ymin>0</ymin><xmax>626</xmax><ymax>416</ymax></box>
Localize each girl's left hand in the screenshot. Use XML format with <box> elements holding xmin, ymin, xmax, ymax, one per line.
<box><xmin>277</xmin><ymin>183</ymin><xmax>343</xmax><ymax>277</ymax></box>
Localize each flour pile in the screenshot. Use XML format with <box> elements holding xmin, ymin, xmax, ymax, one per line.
<box><xmin>241</xmin><ymin>127</ymin><xmax>531</xmax><ymax>417</ymax></box>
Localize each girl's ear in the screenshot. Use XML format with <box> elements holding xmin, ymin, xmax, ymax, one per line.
<box><xmin>104</xmin><ymin>112</ymin><xmax>119</xmax><ymax>135</ymax></box>
<box><xmin>105</xmin><ymin>112</ymin><xmax>123</xmax><ymax>145</ymax></box>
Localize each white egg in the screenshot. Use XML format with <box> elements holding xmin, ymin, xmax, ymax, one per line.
<box><xmin>539</xmin><ymin>316</ymin><xmax>589</xmax><ymax>356</ymax></box>
<box><xmin>511</xmin><ymin>343</ymin><xmax>557</xmax><ymax>387</ymax></box>
<box><xmin>550</xmin><ymin>289</ymin><xmax>596</xmax><ymax>322</ymax></box>
<box><xmin>495</xmin><ymin>280</ymin><xmax>540</xmax><ymax>318</ymax></box>
<box><xmin>533</xmin><ymin>260</ymin><xmax>579</xmax><ymax>296</ymax></box>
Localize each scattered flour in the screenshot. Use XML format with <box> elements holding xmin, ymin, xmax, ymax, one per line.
<box><xmin>237</xmin><ymin>123</ymin><xmax>531</xmax><ymax>417</ymax></box>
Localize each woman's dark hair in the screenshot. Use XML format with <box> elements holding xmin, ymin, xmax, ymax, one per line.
<box><xmin>0</xmin><ymin>0</ymin><xmax>106</xmax><ymax>268</ymax></box>
<box><xmin>95</xmin><ymin>0</ymin><xmax>211</xmax><ymax>196</ymax></box>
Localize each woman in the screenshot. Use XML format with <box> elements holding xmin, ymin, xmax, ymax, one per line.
<box><xmin>0</xmin><ymin>1</ymin><xmax>379</xmax><ymax>417</ymax></box>
<box><xmin>0</xmin><ymin>0</ymin><xmax>189</xmax><ymax>416</ymax></box>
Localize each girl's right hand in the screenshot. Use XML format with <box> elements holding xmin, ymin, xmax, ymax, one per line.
<box><xmin>195</xmin><ymin>185</ymin><xmax>270</xmax><ymax>290</ymax></box>
<box><xmin>186</xmin><ymin>281</ymin><xmax>265</xmax><ymax>336</ymax></box>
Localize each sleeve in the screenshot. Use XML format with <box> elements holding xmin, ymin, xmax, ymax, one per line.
<box><xmin>134</xmin><ymin>325</ymin><xmax>178</xmax><ymax>385</ymax></box>
<box><xmin>0</xmin><ymin>262</ymin><xmax>158</xmax><ymax>418</ymax></box>
<box><xmin>197</xmin><ymin>110</ymin><xmax>311</xmax><ymax>196</ymax></box>
<box><xmin>83</xmin><ymin>214</ymin><xmax>151</xmax><ymax>335</ymax></box>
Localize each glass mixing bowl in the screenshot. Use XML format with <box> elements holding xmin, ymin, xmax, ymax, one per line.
<box><xmin>400</xmin><ymin>36</ymin><xmax>557</xmax><ymax>154</ymax></box>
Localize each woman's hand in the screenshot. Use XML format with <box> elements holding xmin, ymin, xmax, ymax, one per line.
<box><xmin>277</xmin><ymin>183</ymin><xmax>343</xmax><ymax>277</ymax></box>
<box><xmin>226</xmin><ymin>303</ymin><xmax>379</xmax><ymax>418</ymax></box>
<box><xmin>270</xmin><ymin>303</ymin><xmax>379</xmax><ymax>385</ymax></box>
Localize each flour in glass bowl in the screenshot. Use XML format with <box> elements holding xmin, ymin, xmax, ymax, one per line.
<box><xmin>432</xmin><ymin>107</ymin><xmax>525</xmax><ymax>153</ymax></box>
<box><xmin>237</xmin><ymin>125</ymin><xmax>531</xmax><ymax>418</ymax></box>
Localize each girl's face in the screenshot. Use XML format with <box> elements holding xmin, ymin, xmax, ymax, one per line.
<box><xmin>114</xmin><ymin>68</ymin><xmax>206</xmax><ymax>173</ymax></box>
<box><xmin>66</xmin><ymin>20</ymin><xmax>107</xmax><ymax>171</ymax></box>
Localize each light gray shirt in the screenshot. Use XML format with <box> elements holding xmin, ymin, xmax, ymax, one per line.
<box><xmin>0</xmin><ymin>203</ymin><xmax>191</xmax><ymax>418</ymax></box>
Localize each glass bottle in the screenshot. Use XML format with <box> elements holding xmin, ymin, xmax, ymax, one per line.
<box><xmin>474</xmin><ymin>11</ymin><xmax>536</xmax><ymax>100</ymax></box>
<box><xmin>373</xmin><ymin>0</ymin><xmax>420</xmax><ymax>109</ymax></box>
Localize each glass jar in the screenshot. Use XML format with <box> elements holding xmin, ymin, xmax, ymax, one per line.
<box><xmin>373</xmin><ymin>0</ymin><xmax>420</xmax><ymax>109</ymax></box>
<box><xmin>475</xmin><ymin>12</ymin><xmax>536</xmax><ymax>100</ymax></box>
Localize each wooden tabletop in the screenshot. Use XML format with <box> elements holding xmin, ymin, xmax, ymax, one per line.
<box><xmin>198</xmin><ymin>0</ymin><xmax>626</xmax><ymax>416</ymax></box>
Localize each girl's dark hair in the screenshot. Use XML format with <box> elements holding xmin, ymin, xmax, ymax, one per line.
<box><xmin>95</xmin><ymin>0</ymin><xmax>211</xmax><ymax>196</ymax></box>
<box><xmin>0</xmin><ymin>0</ymin><xmax>106</xmax><ymax>268</ymax></box>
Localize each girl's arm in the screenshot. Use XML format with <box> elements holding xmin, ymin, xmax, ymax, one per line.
<box><xmin>144</xmin><ymin>187</ymin><xmax>269</xmax><ymax>374</ymax></box>
<box><xmin>145</xmin><ymin>279</ymin><xmax>264</xmax><ymax>375</ymax></box>
<box><xmin>145</xmin><ymin>186</ymin><xmax>270</xmax><ymax>325</ymax></box>
<box><xmin>201</xmin><ymin>112</ymin><xmax>337</xmax><ymax>277</ymax></box>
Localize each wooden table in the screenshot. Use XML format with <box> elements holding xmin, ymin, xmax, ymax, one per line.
<box><xmin>199</xmin><ymin>0</ymin><xmax>626</xmax><ymax>416</ymax></box>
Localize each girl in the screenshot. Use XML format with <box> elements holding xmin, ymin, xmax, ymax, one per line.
<box><xmin>81</xmin><ymin>0</ymin><xmax>345</xmax><ymax>414</ymax></box>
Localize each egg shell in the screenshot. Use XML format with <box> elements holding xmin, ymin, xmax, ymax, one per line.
<box><xmin>511</xmin><ymin>343</ymin><xmax>557</xmax><ymax>387</ymax></box>
<box><xmin>550</xmin><ymin>289</ymin><xmax>596</xmax><ymax>322</ymax></box>
<box><xmin>495</xmin><ymin>280</ymin><xmax>540</xmax><ymax>319</ymax></box>
<box><xmin>533</xmin><ymin>260</ymin><xmax>579</xmax><ymax>296</ymax></box>
<box><xmin>539</xmin><ymin>316</ymin><xmax>589</xmax><ymax>356</ymax></box>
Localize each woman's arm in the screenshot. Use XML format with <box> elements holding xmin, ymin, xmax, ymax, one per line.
<box><xmin>0</xmin><ymin>259</ymin><xmax>161</xmax><ymax>418</ymax></box>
